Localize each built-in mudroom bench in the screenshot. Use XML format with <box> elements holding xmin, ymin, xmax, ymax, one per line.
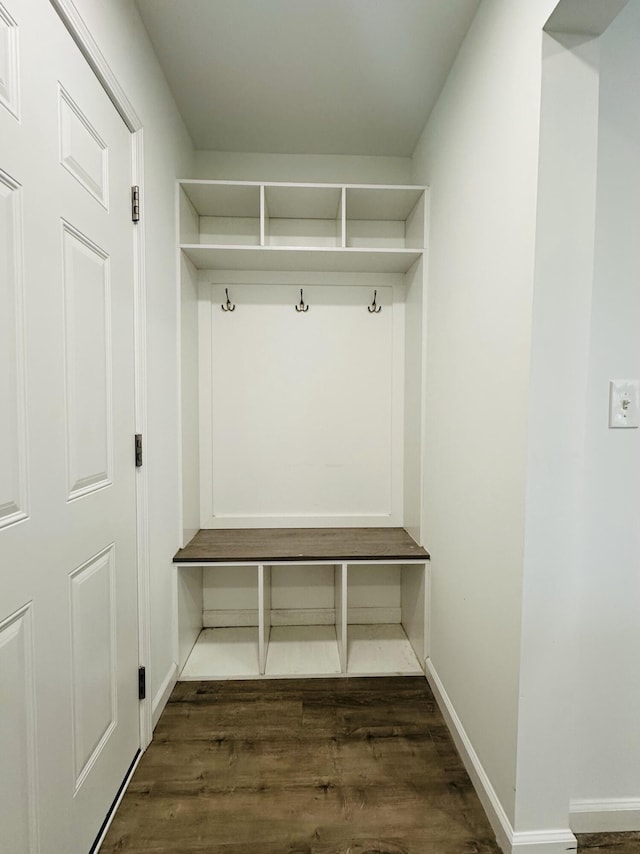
<box><xmin>174</xmin><ymin>527</ymin><xmax>429</xmax><ymax>680</ymax></box>
<box><xmin>177</xmin><ymin>178</ymin><xmax>431</xmax><ymax>681</ymax></box>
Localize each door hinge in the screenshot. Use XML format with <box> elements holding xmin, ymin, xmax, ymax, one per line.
<box><xmin>138</xmin><ymin>666</ymin><xmax>146</xmax><ymax>701</ymax></box>
<box><xmin>135</xmin><ymin>434</ymin><xmax>143</xmax><ymax>467</ymax></box>
<box><xmin>131</xmin><ymin>185</ymin><xmax>140</xmax><ymax>223</ymax></box>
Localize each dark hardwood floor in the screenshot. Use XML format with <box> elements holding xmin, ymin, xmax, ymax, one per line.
<box><xmin>102</xmin><ymin>677</ymin><xmax>637</xmax><ymax>854</ymax></box>
<box><xmin>577</xmin><ymin>832</ymin><xmax>640</xmax><ymax>852</ymax></box>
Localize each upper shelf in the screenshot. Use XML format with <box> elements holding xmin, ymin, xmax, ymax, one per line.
<box><xmin>178</xmin><ymin>180</ymin><xmax>427</xmax><ymax>272</ymax></box>
<box><xmin>181</xmin><ymin>244</ymin><xmax>423</xmax><ymax>274</ymax></box>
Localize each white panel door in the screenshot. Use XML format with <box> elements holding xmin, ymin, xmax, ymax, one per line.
<box><xmin>0</xmin><ymin>0</ymin><xmax>139</xmax><ymax>851</ymax></box>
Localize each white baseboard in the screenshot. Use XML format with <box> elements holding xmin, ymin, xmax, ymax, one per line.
<box><xmin>152</xmin><ymin>662</ymin><xmax>178</xmax><ymax>729</ymax></box>
<box><xmin>510</xmin><ymin>830</ymin><xmax>578</xmax><ymax>852</ymax></box>
<box><xmin>425</xmin><ymin>659</ymin><xmax>577</xmax><ymax>854</ymax></box>
<box><xmin>570</xmin><ymin>798</ymin><xmax>640</xmax><ymax>832</ymax></box>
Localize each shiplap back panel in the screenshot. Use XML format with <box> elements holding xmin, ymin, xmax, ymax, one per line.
<box><xmin>201</xmin><ymin>283</ymin><xmax>398</xmax><ymax>526</ymax></box>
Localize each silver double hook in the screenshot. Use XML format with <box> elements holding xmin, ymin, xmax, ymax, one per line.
<box><xmin>368</xmin><ymin>290</ymin><xmax>382</xmax><ymax>313</ymax></box>
<box><xmin>295</xmin><ymin>288</ymin><xmax>309</xmax><ymax>312</ymax></box>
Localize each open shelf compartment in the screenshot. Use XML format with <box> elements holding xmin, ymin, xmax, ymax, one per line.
<box><xmin>263</xmin><ymin>564</ymin><xmax>345</xmax><ymax>676</ymax></box>
<box><xmin>180</xmin><ymin>563</ymin><xmax>260</xmax><ymax>679</ymax></box>
<box><xmin>345</xmin><ymin>563</ymin><xmax>426</xmax><ymax>675</ymax></box>
<box><xmin>345</xmin><ymin>186</ymin><xmax>425</xmax><ymax>249</ymax></box>
<box><xmin>179</xmin><ymin>181</ymin><xmax>261</xmax><ymax>246</ymax></box>
<box><xmin>264</xmin><ymin>184</ymin><xmax>343</xmax><ymax>248</ymax></box>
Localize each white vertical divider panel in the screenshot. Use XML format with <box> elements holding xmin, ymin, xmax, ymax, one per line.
<box><xmin>335</xmin><ymin>563</ymin><xmax>348</xmax><ymax>672</ymax></box>
<box><xmin>400</xmin><ymin>564</ymin><xmax>426</xmax><ymax>670</ymax></box>
<box><xmin>424</xmin><ymin>562</ymin><xmax>431</xmax><ymax>661</ymax></box>
<box><xmin>177</xmin><ymin>566</ymin><xmax>203</xmax><ymax>673</ymax></box>
<box><xmin>179</xmin><ymin>187</ymin><xmax>200</xmax><ymax>245</ymax></box>
<box><xmin>180</xmin><ymin>253</ymin><xmax>200</xmax><ymax>547</ymax></box>
<box><xmin>261</xmin><ymin>184</ymin><xmax>270</xmax><ymax>246</ymax></box>
<box><xmin>258</xmin><ymin>564</ymin><xmax>271</xmax><ymax>675</ymax></box>
<box><xmin>405</xmin><ymin>194</ymin><xmax>425</xmax><ymax>249</ymax></box>
<box><xmin>259</xmin><ymin>184</ymin><xmax>266</xmax><ymax>247</ymax></box>
<box><xmin>198</xmin><ymin>283</ymin><xmax>213</xmax><ymax>528</ymax></box>
<box><xmin>403</xmin><ymin>258</ymin><xmax>425</xmax><ymax>544</ymax></box>
<box><xmin>391</xmin><ymin>282</ymin><xmax>406</xmax><ymax>526</ymax></box>
<box><xmin>338</xmin><ymin>187</ymin><xmax>346</xmax><ymax>248</ymax></box>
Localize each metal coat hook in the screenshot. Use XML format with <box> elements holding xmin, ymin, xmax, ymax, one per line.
<box><xmin>295</xmin><ymin>288</ymin><xmax>309</xmax><ymax>312</ymax></box>
<box><xmin>221</xmin><ymin>288</ymin><xmax>235</xmax><ymax>312</ymax></box>
<box><xmin>368</xmin><ymin>290</ymin><xmax>382</xmax><ymax>313</ymax></box>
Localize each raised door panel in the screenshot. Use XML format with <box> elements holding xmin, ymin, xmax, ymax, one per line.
<box><xmin>62</xmin><ymin>222</ymin><xmax>112</xmax><ymax>501</ymax></box>
<box><xmin>69</xmin><ymin>545</ymin><xmax>117</xmax><ymax>792</ymax></box>
<box><xmin>0</xmin><ymin>2</ymin><xmax>19</xmax><ymax>119</ymax></box>
<box><xmin>0</xmin><ymin>604</ymin><xmax>39</xmax><ymax>854</ymax></box>
<box><xmin>58</xmin><ymin>84</ymin><xmax>108</xmax><ymax>208</ymax></box>
<box><xmin>0</xmin><ymin>169</ymin><xmax>29</xmax><ymax>529</ymax></box>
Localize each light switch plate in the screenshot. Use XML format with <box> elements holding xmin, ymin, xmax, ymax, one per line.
<box><xmin>609</xmin><ymin>380</ymin><xmax>640</xmax><ymax>428</ymax></box>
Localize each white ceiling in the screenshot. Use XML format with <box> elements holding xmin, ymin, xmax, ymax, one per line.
<box><xmin>134</xmin><ymin>0</ymin><xmax>480</xmax><ymax>157</ymax></box>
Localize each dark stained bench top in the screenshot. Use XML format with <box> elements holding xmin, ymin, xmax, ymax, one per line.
<box><xmin>174</xmin><ymin>527</ymin><xmax>429</xmax><ymax>564</ymax></box>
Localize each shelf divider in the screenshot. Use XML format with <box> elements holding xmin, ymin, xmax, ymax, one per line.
<box><xmin>335</xmin><ymin>563</ymin><xmax>348</xmax><ymax>673</ymax></box>
<box><xmin>338</xmin><ymin>187</ymin><xmax>346</xmax><ymax>248</ymax></box>
<box><xmin>400</xmin><ymin>563</ymin><xmax>427</xmax><ymax>670</ymax></box>
<box><xmin>258</xmin><ymin>563</ymin><xmax>271</xmax><ymax>675</ymax></box>
<box><xmin>259</xmin><ymin>184</ymin><xmax>266</xmax><ymax>247</ymax></box>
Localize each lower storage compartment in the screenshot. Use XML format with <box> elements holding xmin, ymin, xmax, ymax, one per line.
<box><xmin>181</xmin><ymin>627</ymin><xmax>260</xmax><ymax>679</ymax></box>
<box><xmin>177</xmin><ymin>560</ymin><xmax>429</xmax><ymax>680</ymax></box>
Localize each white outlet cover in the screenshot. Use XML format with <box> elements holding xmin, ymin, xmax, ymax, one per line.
<box><xmin>609</xmin><ymin>379</ymin><xmax>640</xmax><ymax>428</ymax></box>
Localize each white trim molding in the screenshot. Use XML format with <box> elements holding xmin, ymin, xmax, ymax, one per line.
<box><xmin>425</xmin><ymin>659</ymin><xmax>578</xmax><ymax>854</ymax></box>
<box><xmin>49</xmin><ymin>0</ymin><xmax>141</xmax><ymax>131</ymax></box>
<box><xmin>570</xmin><ymin>798</ymin><xmax>640</xmax><ymax>833</ymax></box>
<box><xmin>510</xmin><ymin>830</ymin><xmax>578</xmax><ymax>853</ymax></box>
<box><xmin>152</xmin><ymin>663</ymin><xmax>178</xmax><ymax>730</ymax></box>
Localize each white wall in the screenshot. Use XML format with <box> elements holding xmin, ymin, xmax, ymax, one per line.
<box><xmin>571</xmin><ymin>0</ymin><xmax>640</xmax><ymax>828</ymax></box>
<box><xmin>411</xmin><ymin>0</ymin><xmax>558</xmax><ymax>838</ymax></box>
<box><xmin>517</xmin><ymin>28</ymin><xmax>601</xmax><ymax>835</ymax></box>
<box><xmin>413</xmin><ymin>0</ymin><xmax>640</xmax><ymax>843</ymax></box>
<box><xmin>70</xmin><ymin>0</ymin><xmax>194</xmax><ymax>720</ymax></box>
<box><xmin>194</xmin><ymin>150</ymin><xmax>412</xmax><ymax>185</ymax></box>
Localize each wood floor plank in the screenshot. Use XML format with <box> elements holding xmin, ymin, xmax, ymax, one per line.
<box><xmin>576</xmin><ymin>832</ymin><xmax>640</xmax><ymax>852</ymax></box>
<box><xmin>102</xmin><ymin>676</ymin><xmax>619</xmax><ymax>854</ymax></box>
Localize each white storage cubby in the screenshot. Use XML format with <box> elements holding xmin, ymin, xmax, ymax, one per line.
<box><xmin>345</xmin><ymin>186</ymin><xmax>425</xmax><ymax>249</ymax></box>
<box><xmin>264</xmin><ymin>184</ymin><xmax>343</xmax><ymax>247</ymax></box>
<box><xmin>179</xmin><ymin>181</ymin><xmax>261</xmax><ymax>246</ymax></box>
<box><xmin>263</xmin><ymin>564</ymin><xmax>345</xmax><ymax>676</ymax></box>
<box><xmin>178</xmin><ymin>180</ymin><xmax>425</xmax><ymax>272</ymax></box>
<box><xmin>177</xmin><ymin>178</ymin><xmax>430</xmax><ymax>680</ymax></box>
<box><xmin>177</xmin><ymin>557</ymin><xmax>429</xmax><ymax>681</ymax></box>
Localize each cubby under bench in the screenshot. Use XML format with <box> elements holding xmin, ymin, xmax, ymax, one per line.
<box><xmin>174</xmin><ymin>528</ymin><xmax>430</xmax><ymax>681</ymax></box>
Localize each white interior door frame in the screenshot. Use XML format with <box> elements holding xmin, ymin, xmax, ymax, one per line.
<box><xmin>49</xmin><ymin>0</ymin><xmax>152</xmax><ymax>750</ymax></box>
